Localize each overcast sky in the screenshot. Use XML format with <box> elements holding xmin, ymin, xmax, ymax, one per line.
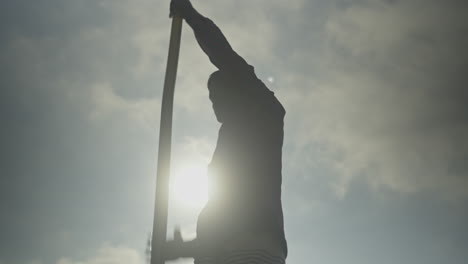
<box><xmin>1</xmin><ymin>0</ymin><xmax>468</xmax><ymax>264</ymax></box>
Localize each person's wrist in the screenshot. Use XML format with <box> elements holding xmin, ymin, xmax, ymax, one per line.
<box><xmin>183</xmin><ymin>7</ymin><xmax>198</xmax><ymax>22</ymax></box>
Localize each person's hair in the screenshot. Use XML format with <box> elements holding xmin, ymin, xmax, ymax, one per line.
<box><xmin>208</xmin><ymin>70</ymin><xmax>231</xmax><ymax>92</ymax></box>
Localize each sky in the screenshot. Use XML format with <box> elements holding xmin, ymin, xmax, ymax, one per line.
<box><xmin>1</xmin><ymin>0</ymin><xmax>468</xmax><ymax>264</ymax></box>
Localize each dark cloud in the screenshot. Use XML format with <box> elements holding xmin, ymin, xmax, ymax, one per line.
<box><xmin>0</xmin><ymin>1</ymin><xmax>164</xmax><ymax>263</ymax></box>
<box><xmin>279</xmin><ymin>0</ymin><xmax>468</xmax><ymax>198</ymax></box>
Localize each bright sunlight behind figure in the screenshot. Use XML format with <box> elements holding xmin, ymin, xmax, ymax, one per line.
<box><xmin>170</xmin><ymin>162</ymin><xmax>209</xmax><ymax>210</ymax></box>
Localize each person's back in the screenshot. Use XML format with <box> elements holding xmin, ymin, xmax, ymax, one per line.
<box><xmin>197</xmin><ymin>70</ymin><xmax>287</xmax><ymax>254</ymax></box>
<box><xmin>166</xmin><ymin>1</ymin><xmax>287</xmax><ymax>263</ymax></box>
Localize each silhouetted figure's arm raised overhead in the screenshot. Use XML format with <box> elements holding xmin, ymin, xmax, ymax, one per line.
<box><xmin>170</xmin><ymin>0</ymin><xmax>254</xmax><ymax>76</ymax></box>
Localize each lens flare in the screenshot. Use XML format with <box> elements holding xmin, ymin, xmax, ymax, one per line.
<box><xmin>170</xmin><ymin>162</ymin><xmax>209</xmax><ymax>210</ymax></box>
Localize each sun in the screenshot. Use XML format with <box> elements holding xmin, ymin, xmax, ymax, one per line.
<box><xmin>170</xmin><ymin>162</ymin><xmax>209</xmax><ymax>210</ymax></box>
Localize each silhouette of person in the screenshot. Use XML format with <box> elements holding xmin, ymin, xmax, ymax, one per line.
<box><xmin>165</xmin><ymin>0</ymin><xmax>287</xmax><ymax>263</ymax></box>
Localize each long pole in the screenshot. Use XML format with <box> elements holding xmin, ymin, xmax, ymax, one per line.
<box><xmin>151</xmin><ymin>15</ymin><xmax>183</xmax><ymax>264</ymax></box>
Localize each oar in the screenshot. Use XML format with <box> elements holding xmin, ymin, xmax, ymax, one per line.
<box><xmin>151</xmin><ymin>15</ymin><xmax>183</xmax><ymax>264</ymax></box>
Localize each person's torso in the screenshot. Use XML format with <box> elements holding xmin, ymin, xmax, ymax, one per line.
<box><xmin>197</xmin><ymin>79</ymin><xmax>287</xmax><ymax>255</ymax></box>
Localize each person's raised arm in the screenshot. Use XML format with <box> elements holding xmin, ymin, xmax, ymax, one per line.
<box><xmin>170</xmin><ymin>0</ymin><xmax>254</xmax><ymax>75</ymax></box>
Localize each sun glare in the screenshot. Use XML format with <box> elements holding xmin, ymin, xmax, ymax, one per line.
<box><xmin>170</xmin><ymin>162</ymin><xmax>209</xmax><ymax>210</ymax></box>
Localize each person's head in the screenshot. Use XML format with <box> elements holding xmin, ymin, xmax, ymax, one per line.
<box><xmin>207</xmin><ymin>70</ymin><xmax>234</xmax><ymax>122</ymax></box>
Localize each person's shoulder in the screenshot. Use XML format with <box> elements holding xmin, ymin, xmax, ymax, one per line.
<box><xmin>248</xmin><ymin>80</ymin><xmax>286</xmax><ymax>118</ymax></box>
<box><xmin>228</xmin><ymin>66</ymin><xmax>286</xmax><ymax>117</ymax></box>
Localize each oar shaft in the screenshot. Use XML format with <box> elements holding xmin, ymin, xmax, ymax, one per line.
<box><xmin>151</xmin><ymin>15</ymin><xmax>183</xmax><ymax>264</ymax></box>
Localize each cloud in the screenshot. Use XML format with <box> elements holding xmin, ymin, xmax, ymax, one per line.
<box><xmin>90</xmin><ymin>82</ymin><xmax>161</xmax><ymax>131</ymax></box>
<box><xmin>281</xmin><ymin>0</ymin><xmax>468</xmax><ymax>199</ymax></box>
<box><xmin>56</xmin><ymin>244</ymin><xmax>195</xmax><ymax>264</ymax></box>
<box><xmin>56</xmin><ymin>245</ymin><xmax>143</xmax><ymax>264</ymax></box>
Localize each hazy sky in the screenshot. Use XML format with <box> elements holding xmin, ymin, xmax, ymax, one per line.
<box><xmin>1</xmin><ymin>0</ymin><xmax>467</xmax><ymax>264</ymax></box>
